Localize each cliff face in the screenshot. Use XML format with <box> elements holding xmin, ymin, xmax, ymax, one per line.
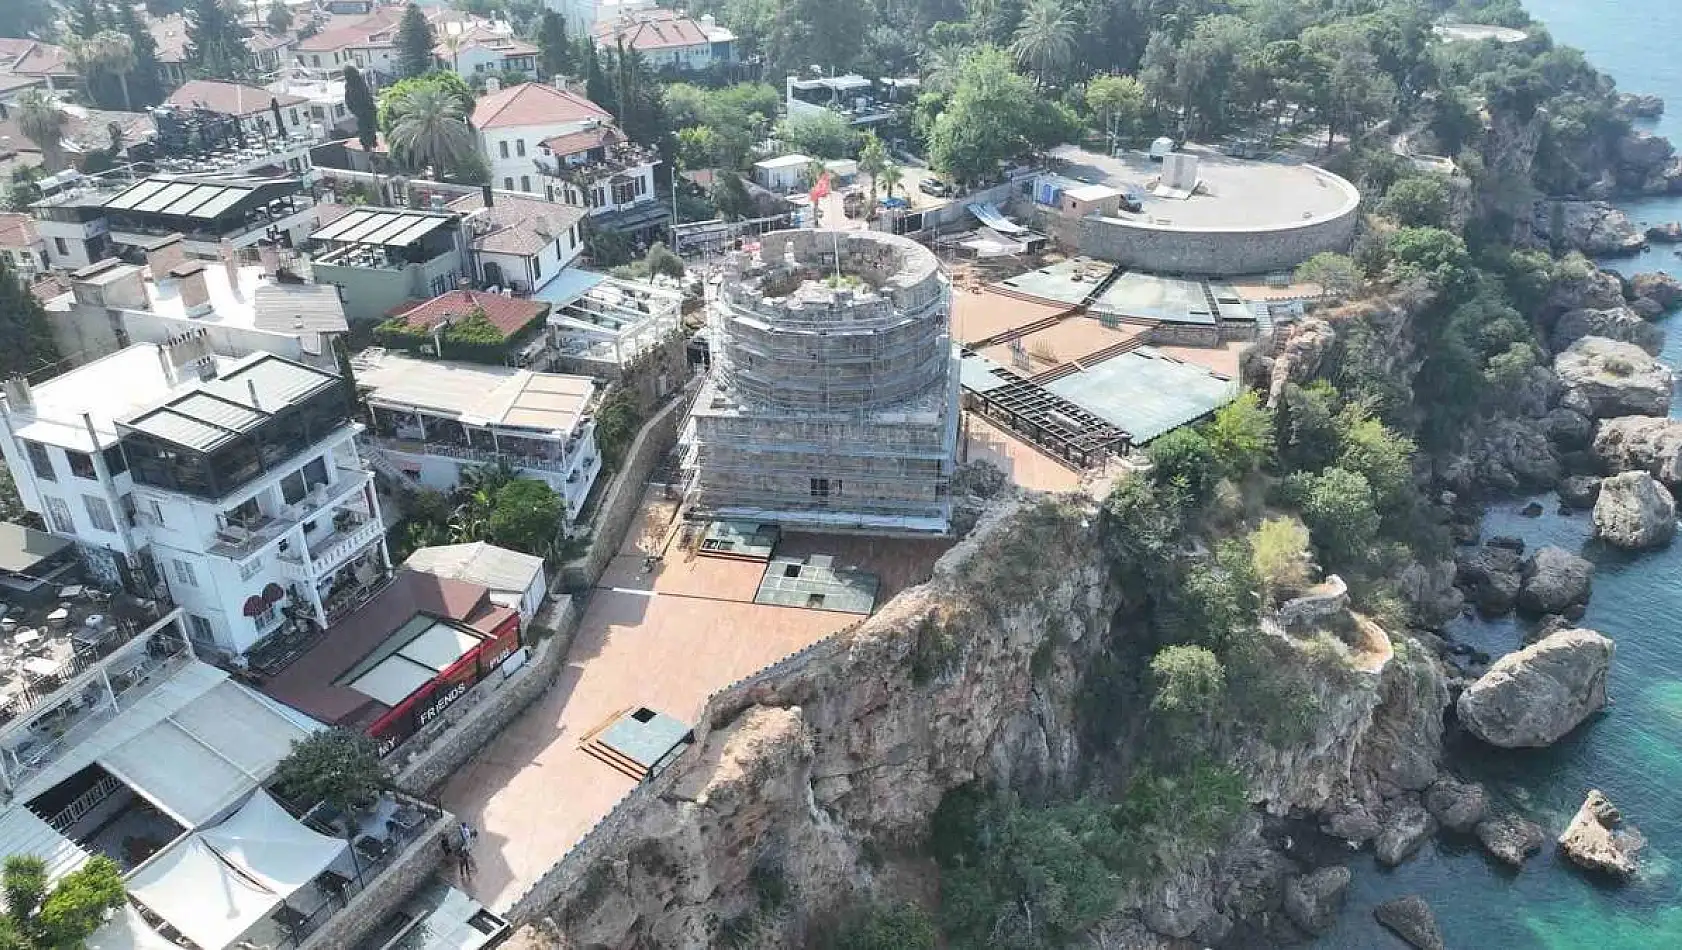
<box><xmin>518</xmin><ymin>496</ymin><xmax>1451</xmax><ymax>949</ymax></box>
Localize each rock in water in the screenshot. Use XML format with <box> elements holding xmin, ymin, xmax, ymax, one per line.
<box><xmin>1283</xmin><ymin>865</ymin><xmax>1351</xmax><ymax>936</ymax></box>
<box><xmin>1531</xmin><ymin>200</ymin><xmax>1646</xmax><ymax>256</ymax></box>
<box><xmin>1551</xmin><ymin>306</ymin><xmax>1664</xmax><ymax>354</ymax></box>
<box><xmin>1476</xmin><ymin>814</ymin><xmax>1546</xmax><ymax>867</ymax></box>
<box><xmin>1630</xmin><ymin>270</ymin><xmax>1682</xmax><ymax>310</ymax></box>
<box><xmin>1543</xmin><ymin>408</ymin><xmax>1594</xmax><ymax>448</ymax></box>
<box><xmin>1593</xmin><ymin>471</ymin><xmax>1677</xmax><ymax>549</ymax></box>
<box><xmin>1592</xmin><ymin>416</ymin><xmax>1682</xmax><ymax>487</ymax></box>
<box><xmin>1559</xmin><ymin>474</ymin><xmax>1603</xmax><ymax>509</ymax></box>
<box><xmin>1454</xmin><ymin>545</ymin><xmax>1523</xmax><ymax>615</ymax></box>
<box><xmin>1424</xmin><ymin>777</ymin><xmax>1488</xmax><ymax>833</ymax></box>
<box><xmin>1559</xmin><ymin>790</ymin><xmax>1645</xmax><ymax>879</ymax></box>
<box><xmin>1517</xmin><ymin>546</ymin><xmax>1594</xmax><ymax>615</ymax></box>
<box><xmin>1375</xmin><ymin>803</ymin><xmax>1437</xmax><ymax>867</ymax></box>
<box><xmin>1553</xmin><ymin>336</ymin><xmax>1674</xmax><ymax>418</ymax></box>
<box><xmin>1374</xmin><ymin>895</ymin><xmax>1446</xmax><ymax>950</ymax></box>
<box><xmin>1456</xmin><ymin>628</ymin><xmax>1614</xmax><ymax>748</ymax></box>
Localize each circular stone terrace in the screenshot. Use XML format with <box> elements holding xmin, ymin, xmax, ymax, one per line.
<box><xmin>1051</xmin><ymin>144</ymin><xmax>1361</xmax><ymax>234</ymax></box>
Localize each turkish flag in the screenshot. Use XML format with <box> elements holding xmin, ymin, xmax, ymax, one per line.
<box><xmin>809</xmin><ymin>171</ymin><xmax>831</xmax><ymax>202</ymax></box>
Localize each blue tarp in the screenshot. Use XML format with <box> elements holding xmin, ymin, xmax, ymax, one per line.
<box><xmin>532</xmin><ymin>267</ymin><xmax>608</xmax><ymax>308</ymax></box>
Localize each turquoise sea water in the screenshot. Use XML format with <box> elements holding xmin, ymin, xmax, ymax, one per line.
<box><xmin>1311</xmin><ymin>3</ymin><xmax>1682</xmax><ymax>946</ymax></box>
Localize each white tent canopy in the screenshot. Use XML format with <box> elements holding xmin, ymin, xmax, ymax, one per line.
<box><xmin>127</xmin><ymin>836</ymin><xmax>279</xmax><ymax>950</ymax></box>
<box><xmin>87</xmin><ymin>905</ymin><xmax>182</xmax><ymax>950</ymax></box>
<box><xmin>197</xmin><ymin>790</ymin><xmax>347</xmax><ymax>894</ymax></box>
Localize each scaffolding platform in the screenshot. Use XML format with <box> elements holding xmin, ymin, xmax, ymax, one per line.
<box><xmin>754</xmin><ymin>554</ymin><xmax>879</xmax><ymax>614</ymax></box>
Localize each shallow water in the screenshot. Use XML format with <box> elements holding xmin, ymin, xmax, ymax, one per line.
<box><xmin>1312</xmin><ymin>4</ymin><xmax>1682</xmax><ymax>945</ymax></box>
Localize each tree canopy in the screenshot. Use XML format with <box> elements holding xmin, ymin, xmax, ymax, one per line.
<box><xmin>928</xmin><ymin>46</ymin><xmax>1075</xmax><ymax>182</ymax></box>
<box><xmin>185</xmin><ymin>0</ymin><xmax>252</xmax><ymax>80</ymax></box>
<box><xmin>272</xmin><ymin>728</ymin><xmax>387</xmax><ymax>814</ymax></box>
<box><xmin>397</xmin><ymin>4</ymin><xmax>438</xmax><ymax>79</ymax></box>
<box><xmin>0</xmin><ymin>854</ymin><xmax>125</xmax><ymax>949</ymax></box>
<box><xmin>488</xmin><ymin>478</ymin><xmax>565</xmax><ymax>557</ymax></box>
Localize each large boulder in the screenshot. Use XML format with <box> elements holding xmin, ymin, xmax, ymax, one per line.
<box><xmin>1593</xmin><ymin>416</ymin><xmax>1682</xmax><ymax>487</ymax></box>
<box><xmin>1559</xmin><ymin>790</ymin><xmax>1644</xmax><ymax>879</ymax></box>
<box><xmin>1282</xmin><ymin>865</ymin><xmax>1350</xmax><ymax>936</ymax></box>
<box><xmin>1375</xmin><ymin>803</ymin><xmax>1437</xmax><ymax>867</ymax></box>
<box><xmin>1454</xmin><ymin>544</ymin><xmax>1523</xmax><ymax>615</ymax></box>
<box><xmin>1531</xmin><ymin>201</ymin><xmax>1646</xmax><ymax>256</ymax></box>
<box><xmin>1551</xmin><ymin>307</ymin><xmax>1664</xmax><ymax>355</ymax></box>
<box><xmin>1397</xmin><ymin>559</ymin><xmax>1465</xmax><ymax>629</ymax></box>
<box><xmin>1476</xmin><ymin>814</ymin><xmax>1546</xmax><ymax>867</ymax></box>
<box><xmin>1544</xmin><ymin>266</ymin><xmax>1627</xmax><ymax>318</ymax></box>
<box><xmin>1543</xmin><ymin>407</ymin><xmax>1595</xmax><ymax>449</ymax></box>
<box><xmin>1465</xmin><ymin>417</ymin><xmax>1560</xmax><ymax>490</ymax></box>
<box><xmin>1593</xmin><ymin>471</ymin><xmax>1677</xmax><ymax>549</ymax></box>
<box><xmin>1424</xmin><ymin>777</ymin><xmax>1488</xmax><ymax>833</ymax></box>
<box><xmin>1615</xmin><ymin>93</ymin><xmax>1666</xmax><ymax>119</ymax></box>
<box><xmin>1553</xmin><ymin>336</ymin><xmax>1674</xmax><ymax>418</ymax></box>
<box><xmin>1374</xmin><ymin>895</ymin><xmax>1445</xmax><ymax>950</ymax></box>
<box><xmin>1630</xmin><ymin>271</ymin><xmax>1682</xmax><ymax>311</ymax></box>
<box><xmin>1456</xmin><ymin>628</ymin><xmax>1614</xmax><ymax>748</ymax></box>
<box><xmin>1618</xmin><ymin>130</ymin><xmax>1676</xmax><ymax>171</ymax></box>
<box><xmin>1517</xmin><ymin>546</ymin><xmax>1594</xmax><ymax>615</ymax></box>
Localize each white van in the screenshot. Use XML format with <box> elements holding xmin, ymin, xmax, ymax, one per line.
<box><xmin>1149</xmin><ymin>136</ymin><xmax>1176</xmax><ymax>161</ymax></box>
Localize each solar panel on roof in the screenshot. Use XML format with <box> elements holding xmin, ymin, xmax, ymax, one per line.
<box><xmin>187</xmin><ymin>187</ymin><xmax>253</xmax><ymax>221</ymax></box>
<box><xmin>336</xmin><ymin>211</ymin><xmax>402</xmax><ymax>243</ymax></box>
<box><xmin>385</xmin><ymin>216</ymin><xmax>445</xmax><ymax>247</ymax></box>
<box><xmin>158</xmin><ymin>184</ymin><xmax>226</xmax><ymax>217</ymax></box>
<box><xmin>309</xmin><ymin>209</ymin><xmax>369</xmax><ymax>242</ymax></box>
<box><xmin>102</xmin><ymin>179</ymin><xmax>172</xmax><ymax>210</ymax></box>
<box><xmin>132</xmin><ymin>182</ymin><xmax>201</xmax><ymax>213</ymax></box>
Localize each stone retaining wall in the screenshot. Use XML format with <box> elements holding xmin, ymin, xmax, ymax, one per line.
<box><xmin>298</xmin><ymin>812</ymin><xmax>455</xmax><ymax>950</ymax></box>
<box><xmin>555</xmin><ymin>384</ymin><xmax>694</xmax><ymax>593</ymax></box>
<box><xmin>394</xmin><ymin>596</ymin><xmax>581</xmax><ymax>796</ymax></box>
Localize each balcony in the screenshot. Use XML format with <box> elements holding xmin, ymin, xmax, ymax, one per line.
<box><xmin>278</xmin><ymin>516</ymin><xmax>384</xmax><ymax>580</ymax></box>
<box><xmin>206</xmin><ymin>469</ymin><xmax>372</xmax><ymax>561</ymax></box>
<box><xmin>369</xmin><ymin>434</ymin><xmax>577</xmax><ymax>475</ymax></box>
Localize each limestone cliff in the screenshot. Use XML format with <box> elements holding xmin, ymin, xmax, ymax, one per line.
<box><xmin>515</xmin><ymin>496</ymin><xmax>1451</xmax><ymax>949</ymax></box>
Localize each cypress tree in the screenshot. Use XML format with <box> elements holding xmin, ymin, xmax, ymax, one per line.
<box><xmin>395</xmin><ymin>4</ymin><xmax>436</xmax><ymax>80</ymax></box>
<box><xmin>0</xmin><ymin>255</ymin><xmax>61</xmax><ymax>381</ymax></box>
<box><xmin>343</xmin><ymin>65</ymin><xmax>378</xmax><ymax>150</ymax></box>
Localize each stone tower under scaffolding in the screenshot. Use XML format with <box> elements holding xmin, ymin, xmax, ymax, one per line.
<box><xmin>683</xmin><ymin>229</ymin><xmax>960</xmax><ymax>535</ymax></box>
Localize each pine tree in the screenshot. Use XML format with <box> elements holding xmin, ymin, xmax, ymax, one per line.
<box><xmin>69</xmin><ymin>0</ymin><xmax>105</xmax><ymax>38</ymax></box>
<box><xmin>343</xmin><ymin>65</ymin><xmax>379</xmax><ymax>150</ymax></box>
<box><xmin>537</xmin><ymin>11</ymin><xmax>571</xmax><ymax>80</ymax></box>
<box><xmin>186</xmin><ymin>0</ymin><xmax>252</xmax><ymax>81</ymax></box>
<box><xmin>582</xmin><ymin>40</ymin><xmax>609</xmax><ymax>108</ymax></box>
<box><xmin>0</xmin><ymin>254</ymin><xmax>61</xmax><ymax>380</ymax></box>
<box><xmin>395</xmin><ymin>4</ymin><xmax>435</xmax><ymax>80</ymax></box>
<box><xmin>115</xmin><ymin>2</ymin><xmax>166</xmax><ymax>108</ymax></box>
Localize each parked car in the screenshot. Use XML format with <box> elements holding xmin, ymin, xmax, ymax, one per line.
<box><xmin>1119</xmin><ymin>187</ymin><xmax>1144</xmax><ymax>213</ymax></box>
<box><xmin>919</xmin><ymin>178</ymin><xmax>953</xmax><ymax>197</ymax></box>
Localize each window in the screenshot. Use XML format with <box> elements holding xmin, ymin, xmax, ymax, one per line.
<box><xmin>24</xmin><ymin>441</ymin><xmax>55</xmax><ymax>481</ymax></box>
<box><xmin>282</xmin><ymin>470</ymin><xmax>307</xmax><ymax>505</ymax></box>
<box><xmin>171</xmin><ymin>558</ymin><xmax>198</xmax><ymax>588</ymax></box>
<box><xmin>810</xmin><ymin>478</ymin><xmax>841</xmax><ymax>498</ymax></box>
<box><xmin>149</xmin><ymin>499</ymin><xmax>165</xmax><ymax>526</ymax></box>
<box><xmin>289</xmin><ymin>108</ymin><xmax>299</xmax><ymax>125</ymax></box>
<box><xmin>532</xmin><ymin>255</ymin><xmax>541</xmax><ymax>280</ymax></box>
<box><xmin>311</xmin><ymin>55</ymin><xmax>321</xmax><ymax>67</ymax></box>
<box><xmin>65</xmin><ymin>450</ymin><xmax>95</xmax><ymax>479</ymax></box>
<box><xmin>520</xmin><ymin>175</ymin><xmax>531</xmax><ymax>192</ymax></box>
<box><xmin>240</xmin><ymin>556</ymin><xmax>265</xmax><ymax>581</ymax></box>
<box><xmin>303</xmin><ymin>455</ymin><xmax>329</xmax><ymax>490</ymax></box>
<box><xmin>188</xmin><ymin>614</ymin><xmax>214</xmax><ymax>643</ymax></box>
<box><xmin>82</xmin><ymin>495</ymin><xmax>115</xmax><ymax>532</ymax></box>
<box><xmin>54</xmin><ymin>237</ymin><xmax>67</xmax><ymax>256</ymax></box>
<box><xmin>504</xmin><ymin>177</ymin><xmax>514</xmax><ymax>190</ymax></box>
<box><xmin>103</xmin><ymin>444</ymin><xmax>127</xmax><ymax>476</ymax></box>
<box><xmin>252</xmin><ymin>602</ymin><xmax>281</xmax><ymax>628</ymax></box>
<box><xmin>516</xmin><ymin>139</ymin><xmax>526</xmax><ymax>157</ymax></box>
<box><xmin>42</xmin><ymin>494</ymin><xmax>74</xmax><ymax>533</ymax></box>
<box><xmin>499</xmin><ymin>140</ymin><xmax>509</xmax><ymax>159</ymax></box>
<box><xmin>612</xmin><ymin>180</ymin><xmax>636</xmax><ymax>205</ymax></box>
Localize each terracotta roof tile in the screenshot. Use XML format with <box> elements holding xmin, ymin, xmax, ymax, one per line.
<box><xmin>0</xmin><ymin>212</ymin><xmax>40</xmax><ymax>249</ymax></box>
<box><xmin>295</xmin><ymin>8</ymin><xmax>406</xmax><ymax>52</ymax></box>
<box><xmin>388</xmin><ymin>289</ymin><xmax>548</xmax><ymax>337</ymax></box>
<box><xmin>446</xmin><ymin>191</ymin><xmax>586</xmax><ymax>257</ymax></box>
<box><xmin>541</xmin><ymin>124</ymin><xmax>622</xmax><ymax>157</ymax></box>
<box><xmin>167</xmin><ymin>79</ymin><xmax>309</xmax><ymax>116</ymax></box>
<box><xmin>470</xmin><ymin>82</ymin><xmax>611</xmax><ymax>131</ymax></box>
<box><xmin>594</xmin><ymin>11</ymin><xmax>710</xmax><ymax>51</ymax></box>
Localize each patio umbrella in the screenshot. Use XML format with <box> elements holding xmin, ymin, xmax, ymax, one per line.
<box><xmin>242</xmin><ymin>595</ymin><xmax>267</xmax><ymax>617</ymax></box>
<box><xmin>261</xmin><ymin>582</ymin><xmax>285</xmax><ymax>603</ymax></box>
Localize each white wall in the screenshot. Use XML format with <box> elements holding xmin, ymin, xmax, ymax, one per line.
<box><xmin>474</xmin><ymin>225</ymin><xmax>580</xmax><ymax>292</ymax></box>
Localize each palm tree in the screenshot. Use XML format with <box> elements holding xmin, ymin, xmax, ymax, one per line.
<box><xmin>15</xmin><ymin>91</ymin><xmax>66</xmax><ymax>172</ymax></box>
<box><xmin>1011</xmin><ymin>0</ymin><xmax>1077</xmax><ymax>86</ymax></box>
<box><xmin>68</xmin><ymin>32</ymin><xmax>138</xmax><ymax>112</ymax></box>
<box><xmin>878</xmin><ymin>162</ymin><xmax>904</xmax><ymax>200</ymax></box>
<box><xmin>439</xmin><ymin>31</ymin><xmax>463</xmax><ymax>75</ymax></box>
<box><xmin>384</xmin><ymin>86</ymin><xmax>477</xmax><ymax>178</ymax></box>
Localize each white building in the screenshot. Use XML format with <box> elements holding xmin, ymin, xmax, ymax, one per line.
<box><xmin>545</xmin><ymin>271</ymin><xmax>683</xmax><ymax>376</ymax></box>
<box><xmin>547</xmin><ymin>0</ymin><xmax>657</xmax><ymax>38</ymax></box>
<box><xmin>471</xmin><ymin>81</ymin><xmax>630</xmax><ymax>198</ymax></box>
<box><xmin>405</xmin><ymin>541</ymin><xmax>547</xmax><ymax>624</ymax></box>
<box><xmin>291</xmin><ymin>6</ymin><xmax>407</xmax><ymax>79</ymax></box>
<box><xmin>353</xmin><ymin>350</ymin><xmax>602</xmax><ymax>521</ymax></box>
<box><xmin>753</xmin><ymin>153</ymin><xmax>814</xmax><ymax>192</ymax></box>
<box><xmin>592</xmin><ymin>9</ymin><xmax>735</xmax><ymax>72</ymax></box>
<box><xmin>446</xmin><ymin>189</ymin><xmax>586</xmax><ymax>294</ymax></box>
<box><xmin>438</xmin><ymin>29</ymin><xmax>540</xmax><ymax>83</ymax></box>
<box><xmin>0</xmin><ymin>339</ymin><xmax>389</xmax><ymax>657</ymax></box>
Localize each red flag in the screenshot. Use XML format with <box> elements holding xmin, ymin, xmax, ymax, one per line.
<box><xmin>809</xmin><ymin>171</ymin><xmax>831</xmax><ymax>202</ymax></box>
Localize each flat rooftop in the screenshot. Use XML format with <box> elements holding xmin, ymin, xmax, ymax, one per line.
<box><xmin>992</xmin><ymin>259</ymin><xmax>1254</xmax><ymax>326</ymax></box>
<box><xmin>353</xmin><ymin>350</ymin><xmax>595</xmax><ymax>434</ymax></box>
<box><xmin>122</xmin><ymin>353</ymin><xmax>340</xmax><ymax>453</ymax></box>
<box><xmin>1049</xmin><ymin>144</ymin><xmax>1358</xmax><ymax>232</ymax></box>
<box><xmin>439</xmin><ymin>486</ymin><xmax>950</xmax><ymax>911</ymax></box>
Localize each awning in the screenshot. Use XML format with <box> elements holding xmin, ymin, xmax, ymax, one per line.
<box><xmin>0</xmin><ymin>522</ymin><xmax>73</xmax><ymax>576</ymax></box>
<box><xmin>0</xmin><ymin>805</ymin><xmax>92</xmax><ymax>886</ymax></box>
<box><xmin>87</xmin><ymin>905</ymin><xmax>181</xmax><ymax>950</ymax></box>
<box><xmin>196</xmin><ymin>790</ymin><xmax>346</xmax><ymax>894</ymax></box>
<box><xmin>128</xmin><ymin>837</ymin><xmax>279</xmax><ymax>950</ymax></box>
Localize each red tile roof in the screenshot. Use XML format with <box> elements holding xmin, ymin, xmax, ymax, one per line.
<box><xmin>594</xmin><ymin>11</ymin><xmax>710</xmax><ymax>51</ymax></box>
<box><xmin>0</xmin><ymin>39</ymin><xmax>74</xmax><ymax>78</ymax></box>
<box><xmin>167</xmin><ymin>79</ymin><xmax>309</xmax><ymax>116</ymax></box>
<box><xmin>470</xmin><ymin>82</ymin><xmax>611</xmax><ymax>131</ymax></box>
<box><xmin>259</xmin><ymin>570</ymin><xmax>516</xmax><ymax>727</ymax></box>
<box><xmin>388</xmin><ymin>289</ymin><xmax>548</xmax><ymax>337</ymax></box>
<box><xmin>295</xmin><ymin>8</ymin><xmax>406</xmax><ymax>53</ymax></box>
<box><xmin>446</xmin><ymin>191</ymin><xmax>587</xmax><ymax>256</ymax></box>
<box><xmin>0</xmin><ymin>212</ymin><xmax>40</xmax><ymax>249</ymax></box>
<box><xmin>541</xmin><ymin>124</ymin><xmax>623</xmax><ymax>158</ymax></box>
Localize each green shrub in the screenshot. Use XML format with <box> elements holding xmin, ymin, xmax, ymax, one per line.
<box><xmin>831</xmin><ymin>903</ymin><xmax>938</xmax><ymax>950</ymax></box>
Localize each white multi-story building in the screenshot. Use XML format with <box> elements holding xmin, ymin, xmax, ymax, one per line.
<box><xmin>353</xmin><ymin>350</ymin><xmax>602</xmax><ymax>521</ymax></box>
<box><xmin>592</xmin><ymin>10</ymin><xmax>736</xmax><ymax>72</ymax></box>
<box><xmin>0</xmin><ymin>337</ymin><xmax>389</xmax><ymax>657</ymax></box>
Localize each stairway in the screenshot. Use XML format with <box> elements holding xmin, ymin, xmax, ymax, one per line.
<box><xmin>363</xmin><ymin>444</ymin><xmax>420</xmax><ymax>494</ymax></box>
<box><xmin>1078</xmin><ymin>264</ymin><xmax>1126</xmax><ymax>310</ymax></box>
